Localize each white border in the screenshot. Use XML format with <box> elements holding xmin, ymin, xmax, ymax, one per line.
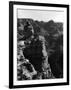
<box><xmin>13</xmin><ymin>5</ymin><xmax>67</xmax><ymax>85</ymax></box>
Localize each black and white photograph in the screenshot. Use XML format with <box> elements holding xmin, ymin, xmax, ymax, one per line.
<box><xmin>17</xmin><ymin>9</ymin><xmax>63</xmax><ymax>80</ymax></box>
<box><xmin>9</xmin><ymin>1</ymin><xmax>69</xmax><ymax>88</ymax></box>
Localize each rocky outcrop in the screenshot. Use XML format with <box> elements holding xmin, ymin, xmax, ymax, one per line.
<box><xmin>17</xmin><ymin>18</ymin><xmax>63</xmax><ymax>80</ymax></box>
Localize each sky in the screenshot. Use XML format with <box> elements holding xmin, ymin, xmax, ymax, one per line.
<box><xmin>17</xmin><ymin>9</ymin><xmax>64</xmax><ymax>22</ymax></box>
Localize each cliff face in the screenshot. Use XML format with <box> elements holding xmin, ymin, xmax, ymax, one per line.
<box><xmin>17</xmin><ymin>18</ymin><xmax>63</xmax><ymax>80</ymax></box>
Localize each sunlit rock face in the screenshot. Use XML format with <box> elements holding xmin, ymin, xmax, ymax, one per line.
<box><xmin>17</xmin><ymin>18</ymin><xmax>63</xmax><ymax>80</ymax></box>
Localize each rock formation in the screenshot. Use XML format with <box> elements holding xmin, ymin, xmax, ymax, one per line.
<box><xmin>17</xmin><ymin>18</ymin><xmax>63</xmax><ymax>80</ymax></box>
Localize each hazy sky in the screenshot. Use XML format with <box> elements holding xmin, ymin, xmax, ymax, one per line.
<box><xmin>17</xmin><ymin>9</ymin><xmax>64</xmax><ymax>22</ymax></box>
